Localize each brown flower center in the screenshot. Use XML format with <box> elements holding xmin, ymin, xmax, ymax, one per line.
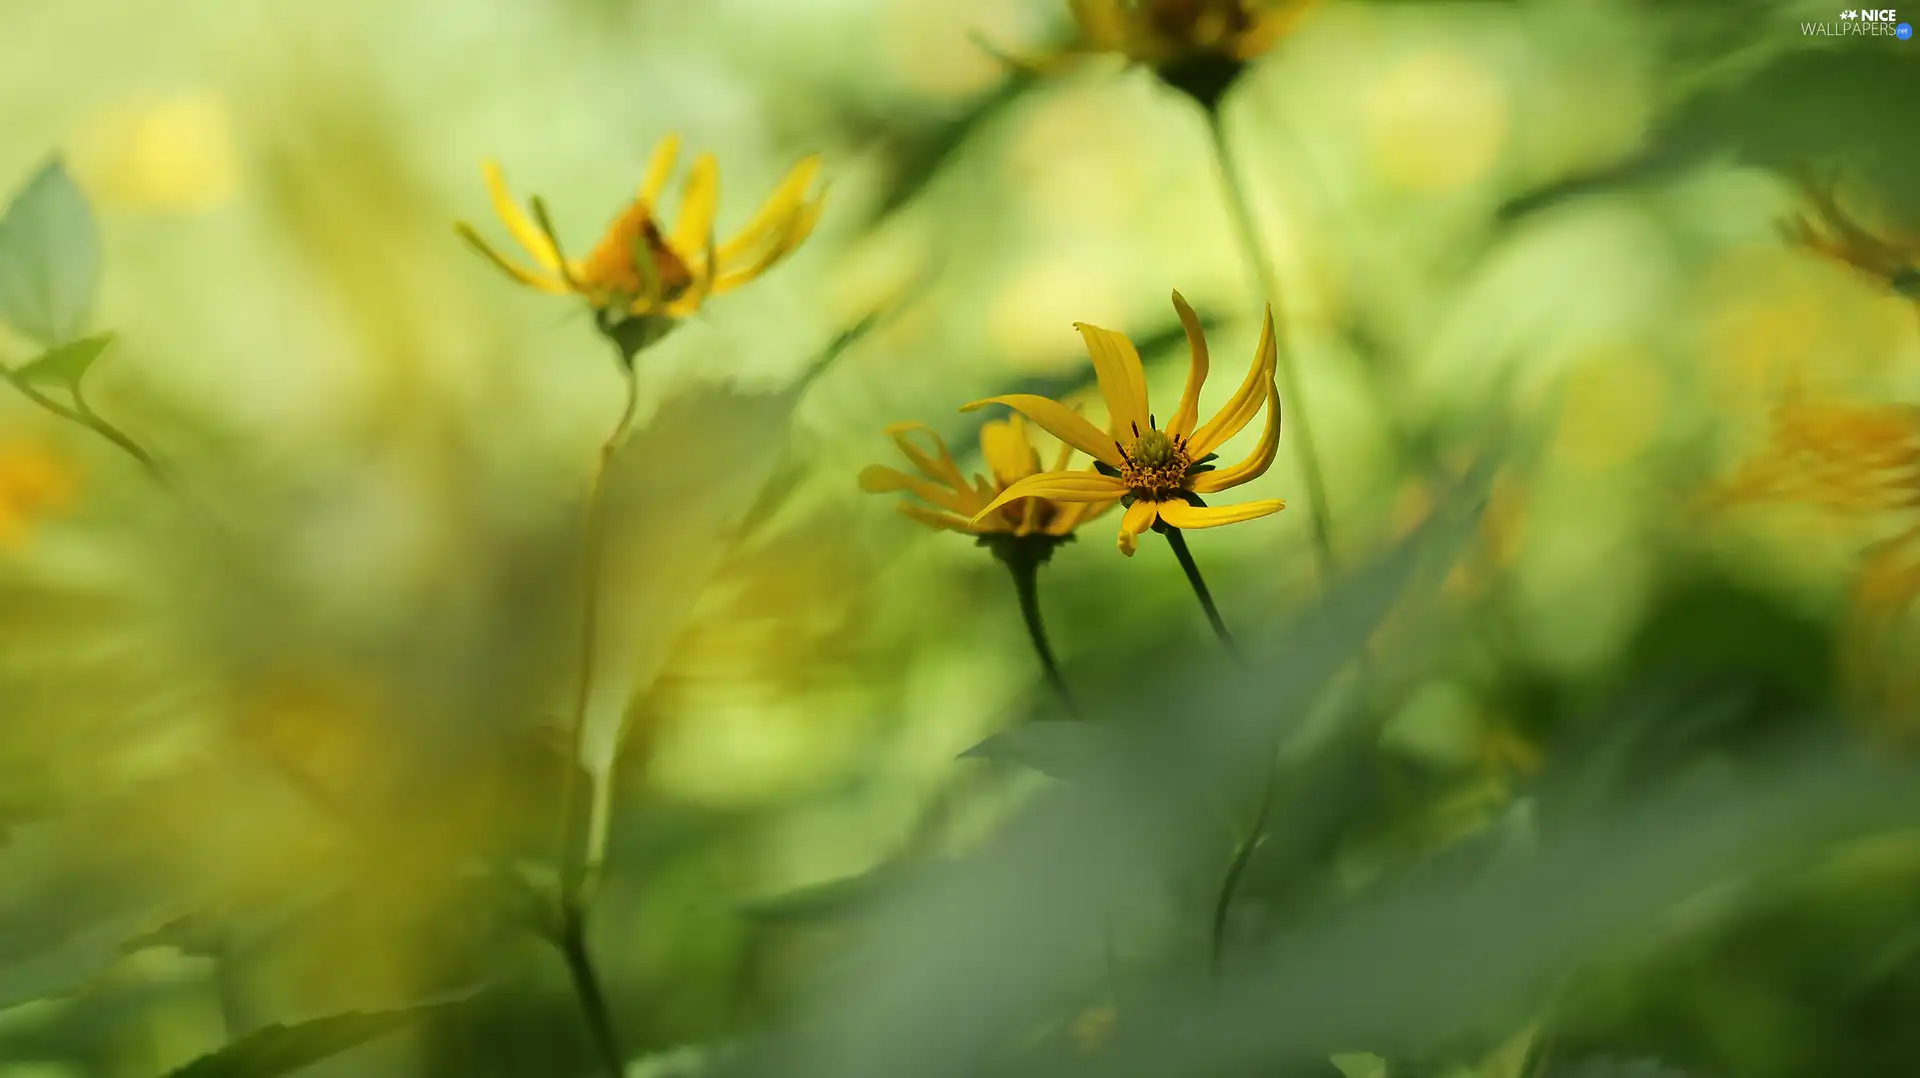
<box><xmin>578</xmin><ymin>202</ymin><xmax>694</xmax><ymax>303</ymax></box>
<box><xmin>1118</xmin><ymin>426</ymin><xmax>1193</xmax><ymax>501</ymax></box>
<box><xmin>1137</xmin><ymin>0</ymin><xmax>1256</xmax><ymax>48</ymax></box>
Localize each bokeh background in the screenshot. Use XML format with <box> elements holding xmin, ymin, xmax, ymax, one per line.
<box><xmin>3</xmin><ymin>1</ymin><xmax>1920</xmax><ymax>1076</ymax></box>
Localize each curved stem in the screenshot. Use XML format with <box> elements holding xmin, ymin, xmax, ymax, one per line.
<box><xmin>4</xmin><ymin>371</ymin><xmax>173</xmax><ymax>490</ymax></box>
<box><xmin>1000</xmin><ymin>545</ymin><xmax>1076</xmax><ymax>713</ymax></box>
<box><xmin>1203</xmin><ymin>103</ymin><xmax>1337</xmax><ymax>583</ymax></box>
<box><xmin>1161</xmin><ymin>525</ymin><xmax>1237</xmax><ymax>655</ymax></box>
<box><xmin>1209</xmin><ymin>767</ymin><xmax>1273</xmax><ymax>975</ymax></box>
<box><xmin>553</xmin><ymin>347</ymin><xmax>643</xmax><ymax>1078</ymax></box>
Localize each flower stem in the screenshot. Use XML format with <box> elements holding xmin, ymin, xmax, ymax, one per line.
<box><xmin>1209</xmin><ymin>768</ymin><xmax>1273</xmax><ymax>975</ymax></box>
<box><xmin>3</xmin><ymin>369</ymin><xmax>174</xmax><ymax>491</ymax></box>
<box><xmin>558</xmin><ymin>909</ymin><xmax>627</xmax><ymax>1078</ymax></box>
<box><xmin>1161</xmin><ymin>525</ymin><xmax>1237</xmax><ymax>656</ymax></box>
<box><xmin>990</xmin><ymin>537</ymin><xmax>1077</xmax><ymax>714</ymax></box>
<box><xmin>552</xmin><ymin>341</ymin><xmax>644</xmax><ymax>1078</ymax></box>
<box><xmin>1202</xmin><ymin>103</ymin><xmax>1337</xmax><ymax>584</ymax></box>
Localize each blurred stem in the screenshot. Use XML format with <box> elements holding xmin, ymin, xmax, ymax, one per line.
<box><xmin>1161</xmin><ymin>525</ymin><xmax>1237</xmax><ymax>655</ymax></box>
<box><xmin>552</xmin><ymin>336</ymin><xmax>644</xmax><ymax>1078</ymax></box>
<box><xmin>994</xmin><ymin>539</ymin><xmax>1076</xmax><ymax>714</ymax></box>
<box><xmin>1209</xmin><ymin>766</ymin><xmax>1273</xmax><ymax>976</ymax></box>
<box><xmin>2</xmin><ymin>369</ymin><xmax>173</xmax><ymax>490</ymax></box>
<box><xmin>559</xmin><ymin>908</ymin><xmax>627</xmax><ymax>1078</ymax></box>
<box><xmin>1203</xmin><ymin>103</ymin><xmax>1337</xmax><ymax>583</ymax></box>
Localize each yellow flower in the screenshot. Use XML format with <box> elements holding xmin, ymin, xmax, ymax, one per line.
<box><xmin>458</xmin><ymin>133</ymin><xmax>824</xmax><ymax>321</ymax></box>
<box><xmin>1068</xmin><ymin>0</ymin><xmax>1315</xmax><ymax>68</ymax></box>
<box><xmin>966</xmin><ymin>290</ymin><xmax>1285</xmax><ymax>556</ymax></box>
<box><xmin>861</xmin><ymin>415</ymin><xmax>1116</xmax><ymax>537</ymax></box>
<box><xmin>1784</xmin><ymin>175</ymin><xmax>1920</xmax><ymax>300</ymax></box>
<box><xmin>0</xmin><ymin>440</ymin><xmax>77</xmax><ymax>548</ymax></box>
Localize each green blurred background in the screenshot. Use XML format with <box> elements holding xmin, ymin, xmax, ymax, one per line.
<box><xmin>3</xmin><ymin>1</ymin><xmax>1920</xmax><ymax>1076</ymax></box>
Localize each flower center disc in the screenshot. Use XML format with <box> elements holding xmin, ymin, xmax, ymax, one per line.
<box><xmin>1121</xmin><ymin>428</ymin><xmax>1192</xmax><ymax>500</ymax></box>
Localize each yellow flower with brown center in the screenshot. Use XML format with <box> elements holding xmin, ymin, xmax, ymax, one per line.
<box><xmin>458</xmin><ymin>133</ymin><xmax>825</xmax><ymax>323</ymax></box>
<box><xmin>965</xmin><ymin>291</ymin><xmax>1285</xmax><ymax>556</ymax></box>
<box><xmin>1785</xmin><ymin>176</ymin><xmax>1920</xmax><ymax>300</ymax></box>
<box><xmin>0</xmin><ymin>440</ymin><xmax>77</xmax><ymax>548</ymax></box>
<box><xmin>860</xmin><ymin>414</ymin><xmax>1116</xmax><ymax>538</ymax></box>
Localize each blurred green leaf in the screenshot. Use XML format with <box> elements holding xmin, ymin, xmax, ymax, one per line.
<box><xmin>960</xmin><ymin>721</ymin><xmax>1127</xmax><ymax>781</ymax></box>
<box><xmin>12</xmin><ymin>332</ymin><xmax>113</xmax><ymax>390</ymax></box>
<box><xmin>738</xmin><ymin>862</ymin><xmax>933</xmax><ymax>926</ymax></box>
<box><xmin>1501</xmin><ymin>43</ymin><xmax>1920</xmax><ymax>222</ymax></box>
<box><xmin>162</xmin><ymin>992</ymin><xmax>479</xmax><ymax>1078</ymax></box>
<box><xmin>0</xmin><ymin>159</ymin><xmax>101</xmax><ymax>346</ymax></box>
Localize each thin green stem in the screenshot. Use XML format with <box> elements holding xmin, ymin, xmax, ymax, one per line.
<box><xmin>3</xmin><ymin>370</ymin><xmax>173</xmax><ymax>490</ymax></box>
<box><xmin>1000</xmin><ymin>546</ymin><xmax>1076</xmax><ymax>714</ymax></box>
<box><xmin>558</xmin><ymin>910</ymin><xmax>627</xmax><ymax>1078</ymax></box>
<box><xmin>1203</xmin><ymin>104</ymin><xmax>1337</xmax><ymax>583</ymax></box>
<box><xmin>1209</xmin><ymin>767</ymin><xmax>1273</xmax><ymax>975</ymax></box>
<box><xmin>552</xmin><ymin>337</ymin><xmax>644</xmax><ymax>1078</ymax></box>
<box><xmin>1161</xmin><ymin>525</ymin><xmax>1237</xmax><ymax>655</ymax></box>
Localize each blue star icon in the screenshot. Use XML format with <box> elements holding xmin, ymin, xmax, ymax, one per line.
<box><xmin>1899</xmin><ymin>21</ymin><xmax>1914</xmax><ymax>39</ymax></box>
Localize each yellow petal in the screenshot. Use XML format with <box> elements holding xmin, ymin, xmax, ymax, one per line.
<box><xmin>455</xmin><ymin>223</ymin><xmax>569</xmax><ymax>293</ymax></box>
<box><xmin>1156</xmin><ymin>497</ymin><xmax>1287</xmax><ymax>530</ymax></box>
<box><xmin>858</xmin><ymin>464</ymin><xmax>978</xmax><ymax>516</ymax></box>
<box><xmin>1166</xmin><ymin>290</ymin><xmax>1211</xmax><ymax>440</ymax></box>
<box><xmin>1191</xmin><ymin>381</ymin><xmax>1281</xmax><ymax>493</ymax></box>
<box><xmin>980</xmin><ymin>415</ymin><xmax>1042</xmax><ymax>486</ymax></box>
<box><xmin>1119</xmin><ymin>498</ymin><xmax>1159</xmax><ymax>548</ymax></box>
<box><xmin>1189</xmin><ymin>306</ymin><xmax>1277</xmax><ymax>458</ymax></box>
<box><xmin>962</xmin><ymin>395</ymin><xmax>1124</xmax><ymax>468</ymax></box>
<box><xmin>713</xmin><ymin>195</ymin><xmax>823</xmax><ymax>295</ymax></box>
<box><xmin>670</xmin><ymin>153</ymin><xmax>720</xmax><ymax>264</ymax></box>
<box><xmin>717</xmin><ymin>155</ymin><xmax>822</xmax><ymax>265</ymax></box>
<box><xmin>897</xmin><ymin>503</ymin><xmax>984</xmax><ymax>535</ymax></box>
<box><xmin>972</xmin><ymin>471</ymin><xmax>1128</xmax><ymax>524</ymax></box>
<box><xmin>884</xmin><ymin>421</ymin><xmax>972</xmax><ymax>490</ymax></box>
<box><xmin>481</xmin><ymin>162</ymin><xmax>561</xmax><ymax>270</ymax></box>
<box><xmin>639</xmin><ymin>133</ymin><xmax>682</xmax><ymax>207</ymax></box>
<box><xmin>1074</xmin><ymin>322</ymin><xmax>1151</xmax><ymax>438</ymax></box>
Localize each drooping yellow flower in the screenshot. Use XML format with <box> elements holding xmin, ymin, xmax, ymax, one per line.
<box><xmin>1784</xmin><ymin>176</ymin><xmax>1920</xmax><ymax>300</ymax></box>
<box><xmin>1068</xmin><ymin>0</ymin><xmax>1315</xmax><ymax>68</ymax></box>
<box><xmin>0</xmin><ymin>440</ymin><xmax>77</xmax><ymax>548</ymax></box>
<box><xmin>458</xmin><ymin>134</ymin><xmax>824</xmax><ymax>321</ymax></box>
<box><xmin>860</xmin><ymin>414</ymin><xmax>1116</xmax><ymax>537</ymax></box>
<box><xmin>966</xmin><ymin>291</ymin><xmax>1285</xmax><ymax>556</ymax></box>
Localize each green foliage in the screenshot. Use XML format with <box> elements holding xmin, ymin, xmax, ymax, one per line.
<box><xmin>13</xmin><ymin>332</ymin><xmax>115</xmax><ymax>391</ymax></box>
<box><xmin>0</xmin><ymin>159</ymin><xmax>101</xmax><ymax>347</ymax></box>
<box><xmin>162</xmin><ymin>993</ymin><xmax>480</xmax><ymax>1078</ymax></box>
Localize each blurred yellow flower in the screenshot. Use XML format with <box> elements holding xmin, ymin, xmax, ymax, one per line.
<box><xmin>458</xmin><ymin>134</ymin><xmax>824</xmax><ymax>322</ymax></box>
<box><xmin>966</xmin><ymin>290</ymin><xmax>1285</xmax><ymax>556</ymax></box>
<box><xmin>1068</xmin><ymin>0</ymin><xmax>1314</xmax><ymax>68</ymax></box>
<box><xmin>70</xmin><ymin>92</ymin><xmax>240</xmax><ymax>212</ymax></box>
<box><xmin>0</xmin><ymin>440</ymin><xmax>78</xmax><ymax>547</ymax></box>
<box><xmin>1785</xmin><ymin>176</ymin><xmax>1920</xmax><ymax>301</ymax></box>
<box><xmin>860</xmin><ymin>415</ymin><xmax>1116</xmax><ymax>537</ymax></box>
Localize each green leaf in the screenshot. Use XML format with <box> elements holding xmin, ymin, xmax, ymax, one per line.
<box><xmin>162</xmin><ymin>993</ymin><xmax>479</xmax><ymax>1078</ymax></box>
<box><xmin>738</xmin><ymin>862</ymin><xmax>933</xmax><ymax>926</ymax></box>
<box><xmin>0</xmin><ymin>159</ymin><xmax>101</xmax><ymax>346</ymax></box>
<box><xmin>959</xmin><ymin>722</ymin><xmax>1128</xmax><ymax>781</ymax></box>
<box><xmin>13</xmin><ymin>332</ymin><xmax>113</xmax><ymax>389</ymax></box>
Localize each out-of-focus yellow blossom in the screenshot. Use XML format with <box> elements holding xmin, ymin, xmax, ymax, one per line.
<box><xmin>70</xmin><ymin>93</ymin><xmax>239</xmax><ymax>212</ymax></box>
<box><xmin>860</xmin><ymin>414</ymin><xmax>1116</xmax><ymax>537</ymax></box>
<box><xmin>1717</xmin><ymin>397</ymin><xmax>1920</xmax><ymax>726</ymax></box>
<box><xmin>965</xmin><ymin>290</ymin><xmax>1285</xmax><ymax>556</ymax></box>
<box><xmin>0</xmin><ymin>440</ymin><xmax>78</xmax><ymax>547</ymax></box>
<box><xmin>1785</xmin><ymin>177</ymin><xmax>1920</xmax><ymax>301</ymax></box>
<box><xmin>458</xmin><ymin>134</ymin><xmax>824</xmax><ymax>324</ymax></box>
<box><xmin>1067</xmin><ymin>0</ymin><xmax>1315</xmax><ymax>68</ymax></box>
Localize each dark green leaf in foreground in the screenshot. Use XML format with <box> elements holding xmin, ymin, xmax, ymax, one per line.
<box><xmin>13</xmin><ymin>332</ymin><xmax>114</xmax><ymax>390</ymax></box>
<box><xmin>162</xmin><ymin>992</ymin><xmax>479</xmax><ymax>1078</ymax></box>
<box><xmin>0</xmin><ymin>159</ymin><xmax>101</xmax><ymax>346</ymax></box>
